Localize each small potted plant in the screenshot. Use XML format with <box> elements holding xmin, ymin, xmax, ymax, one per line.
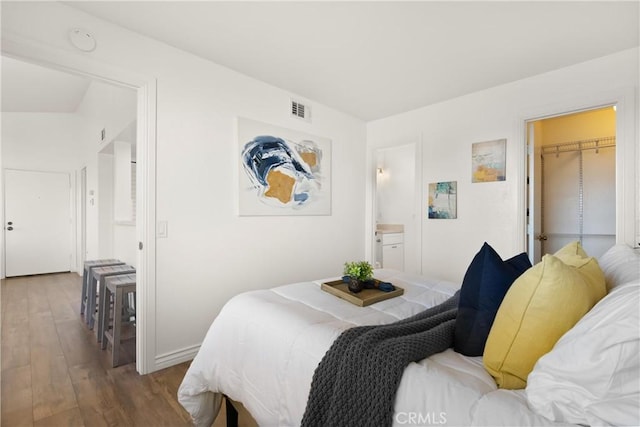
<box><xmin>343</xmin><ymin>261</ymin><xmax>374</xmax><ymax>293</ymax></box>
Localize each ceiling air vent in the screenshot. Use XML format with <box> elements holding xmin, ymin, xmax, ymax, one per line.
<box><xmin>291</xmin><ymin>99</ymin><xmax>311</xmax><ymax>122</ymax></box>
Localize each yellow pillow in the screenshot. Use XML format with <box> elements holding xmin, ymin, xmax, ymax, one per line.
<box><xmin>483</xmin><ymin>254</ymin><xmax>605</xmax><ymax>389</ymax></box>
<box><xmin>554</xmin><ymin>240</ymin><xmax>588</xmax><ymax>259</ymax></box>
<box><xmin>554</xmin><ymin>241</ymin><xmax>606</xmax><ymax>302</ymax></box>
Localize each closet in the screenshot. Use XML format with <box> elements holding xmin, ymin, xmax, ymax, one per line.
<box><xmin>532</xmin><ymin>107</ymin><xmax>616</xmax><ymax>260</ymax></box>
<box><xmin>540</xmin><ymin>136</ymin><xmax>616</xmax><ymax>257</ymax></box>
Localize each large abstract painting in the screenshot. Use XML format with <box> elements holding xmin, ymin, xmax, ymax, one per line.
<box><xmin>238</xmin><ymin>117</ymin><xmax>331</xmax><ymax>215</ymax></box>
<box><xmin>472</xmin><ymin>138</ymin><xmax>507</xmax><ymax>182</ymax></box>
<box><xmin>428</xmin><ymin>181</ymin><xmax>457</xmax><ymax>219</ymax></box>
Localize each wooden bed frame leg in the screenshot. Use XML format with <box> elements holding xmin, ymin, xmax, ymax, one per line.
<box><xmin>225</xmin><ymin>395</ymin><xmax>238</xmax><ymax>427</ymax></box>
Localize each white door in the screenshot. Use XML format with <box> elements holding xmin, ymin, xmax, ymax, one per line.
<box><xmin>4</xmin><ymin>169</ymin><xmax>72</xmax><ymax>277</ymax></box>
<box><xmin>526</xmin><ymin>122</ymin><xmax>542</xmax><ymax>263</ymax></box>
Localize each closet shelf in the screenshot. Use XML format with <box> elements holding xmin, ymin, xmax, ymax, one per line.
<box><xmin>541</xmin><ymin>136</ymin><xmax>615</xmax><ymax>155</ymax></box>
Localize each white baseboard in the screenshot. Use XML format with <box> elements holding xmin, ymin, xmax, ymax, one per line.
<box><xmin>154</xmin><ymin>343</ymin><xmax>201</xmax><ymax>371</ymax></box>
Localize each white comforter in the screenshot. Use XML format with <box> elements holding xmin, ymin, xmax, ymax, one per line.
<box><xmin>178</xmin><ymin>270</ymin><xmax>569</xmax><ymax>427</ymax></box>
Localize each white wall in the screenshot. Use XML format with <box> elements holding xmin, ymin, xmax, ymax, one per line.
<box><xmin>111</xmin><ymin>140</ymin><xmax>137</xmax><ymax>268</ymax></box>
<box><xmin>1</xmin><ymin>2</ymin><xmax>367</xmax><ymax>366</ymax></box>
<box><xmin>113</xmin><ymin>224</ymin><xmax>136</xmax><ymax>267</ymax></box>
<box><xmin>376</xmin><ymin>145</ymin><xmax>415</xmax><ymax>224</ymax></box>
<box><xmin>152</xmin><ymin>49</ymin><xmax>366</xmax><ymax>363</ymax></box>
<box><xmin>367</xmin><ymin>48</ymin><xmax>639</xmax><ymax>284</ymax></box>
<box><xmin>76</xmin><ymin>80</ymin><xmax>137</xmax><ymax>145</ymax></box>
<box><xmin>97</xmin><ymin>153</ymin><xmax>114</xmax><ymax>259</ymax></box>
<box><xmin>2</xmin><ymin>113</ymin><xmax>85</xmax><ymax>172</ymax></box>
<box><xmin>113</xmin><ymin>141</ymin><xmax>132</xmax><ymax>222</ymax></box>
<box><xmin>76</xmin><ymin>81</ymin><xmax>137</xmax><ymax>266</ymax></box>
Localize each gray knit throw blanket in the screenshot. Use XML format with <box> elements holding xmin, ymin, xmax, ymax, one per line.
<box><xmin>301</xmin><ymin>292</ymin><xmax>459</xmax><ymax>427</ymax></box>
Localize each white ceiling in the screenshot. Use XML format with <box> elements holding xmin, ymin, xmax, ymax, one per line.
<box><xmin>64</xmin><ymin>1</ymin><xmax>639</xmax><ymax>120</ymax></box>
<box><xmin>4</xmin><ymin>2</ymin><xmax>639</xmax><ymax>120</ymax></box>
<box><xmin>1</xmin><ymin>56</ymin><xmax>91</xmax><ymax>113</ymax></box>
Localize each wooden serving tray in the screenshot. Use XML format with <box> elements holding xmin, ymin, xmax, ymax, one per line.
<box><xmin>321</xmin><ymin>279</ymin><xmax>404</xmax><ymax>307</ymax></box>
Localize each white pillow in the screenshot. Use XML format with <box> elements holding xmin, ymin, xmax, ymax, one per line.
<box><xmin>598</xmin><ymin>244</ymin><xmax>640</xmax><ymax>291</ymax></box>
<box><xmin>526</xmin><ymin>281</ymin><xmax>640</xmax><ymax>426</ymax></box>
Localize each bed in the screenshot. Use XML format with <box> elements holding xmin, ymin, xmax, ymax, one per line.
<box><xmin>178</xmin><ymin>244</ymin><xmax>640</xmax><ymax>427</ymax></box>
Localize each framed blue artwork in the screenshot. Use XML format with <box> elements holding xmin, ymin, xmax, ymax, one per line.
<box><xmin>237</xmin><ymin>117</ymin><xmax>331</xmax><ymax>216</ymax></box>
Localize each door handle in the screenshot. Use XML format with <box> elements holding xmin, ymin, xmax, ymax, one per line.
<box><xmin>7</xmin><ymin>221</ymin><xmax>12</xmax><ymax>225</ymax></box>
<box><xmin>536</xmin><ymin>234</ymin><xmax>548</xmax><ymax>241</ymax></box>
<box><xmin>7</xmin><ymin>226</ymin><xmax>13</xmax><ymax>231</ymax></box>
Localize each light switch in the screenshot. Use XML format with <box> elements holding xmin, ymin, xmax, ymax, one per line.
<box><xmin>157</xmin><ymin>221</ymin><xmax>168</xmax><ymax>238</ymax></box>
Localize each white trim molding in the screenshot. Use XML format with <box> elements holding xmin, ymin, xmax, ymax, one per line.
<box><xmin>135</xmin><ymin>79</ymin><xmax>158</xmax><ymax>374</ymax></box>
<box><xmin>154</xmin><ymin>344</ymin><xmax>201</xmax><ymax>372</ymax></box>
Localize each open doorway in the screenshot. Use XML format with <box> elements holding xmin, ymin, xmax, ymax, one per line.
<box><xmin>526</xmin><ymin>106</ymin><xmax>616</xmax><ymax>263</ymax></box>
<box><xmin>1</xmin><ymin>50</ymin><xmax>157</xmax><ymax>373</ymax></box>
<box><xmin>374</xmin><ymin>143</ymin><xmax>422</xmax><ymax>274</ymax></box>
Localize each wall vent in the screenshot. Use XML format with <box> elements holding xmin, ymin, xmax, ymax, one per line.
<box><xmin>291</xmin><ymin>99</ymin><xmax>311</xmax><ymax>122</ymax></box>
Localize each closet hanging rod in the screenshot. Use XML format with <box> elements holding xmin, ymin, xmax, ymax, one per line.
<box><xmin>541</xmin><ymin>136</ymin><xmax>615</xmax><ymax>155</ymax></box>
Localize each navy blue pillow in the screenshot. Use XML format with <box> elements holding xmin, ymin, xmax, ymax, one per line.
<box><xmin>453</xmin><ymin>242</ymin><xmax>531</xmax><ymax>356</ymax></box>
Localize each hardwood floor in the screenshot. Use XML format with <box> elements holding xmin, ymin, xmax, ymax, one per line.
<box><xmin>0</xmin><ymin>272</ymin><xmax>238</xmax><ymax>426</ymax></box>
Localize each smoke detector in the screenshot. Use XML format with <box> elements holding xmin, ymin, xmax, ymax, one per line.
<box><xmin>69</xmin><ymin>28</ymin><xmax>97</xmax><ymax>52</ymax></box>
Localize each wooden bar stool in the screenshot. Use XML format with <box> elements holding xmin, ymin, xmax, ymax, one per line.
<box><xmin>81</xmin><ymin>259</ymin><xmax>123</xmax><ymax>318</ymax></box>
<box><xmin>101</xmin><ymin>274</ymin><xmax>136</xmax><ymax>367</ymax></box>
<box><xmin>87</xmin><ymin>264</ymin><xmax>136</xmax><ymax>332</ymax></box>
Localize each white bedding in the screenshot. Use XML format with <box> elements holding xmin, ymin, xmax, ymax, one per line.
<box><xmin>178</xmin><ymin>269</ymin><xmax>569</xmax><ymax>427</ymax></box>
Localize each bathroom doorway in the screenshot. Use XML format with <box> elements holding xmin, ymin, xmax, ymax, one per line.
<box><xmin>374</xmin><ymin>143</ymin><xmax>421</xmax><ymax>273</ymax></box>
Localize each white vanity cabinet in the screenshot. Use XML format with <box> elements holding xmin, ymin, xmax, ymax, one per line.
<box><xmin>381</xmin><ymin>232</ymin><xmax>404</xmax><ymax>271</ymax></box>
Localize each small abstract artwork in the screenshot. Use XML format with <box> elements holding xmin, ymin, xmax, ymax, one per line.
<box><xmin>428</xmin><ymin>181</ymin><xmax>457</xmax><ymax>219</ymax></box>
<box><xmin>238</xmin><ymin>117</ymin><xmax>331</xmax><ymax>215</ymax></box>
<box><xmin>472</xmin><ymin>139</ymin><xmax>506</xmax><ymax>182</ymax></box>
